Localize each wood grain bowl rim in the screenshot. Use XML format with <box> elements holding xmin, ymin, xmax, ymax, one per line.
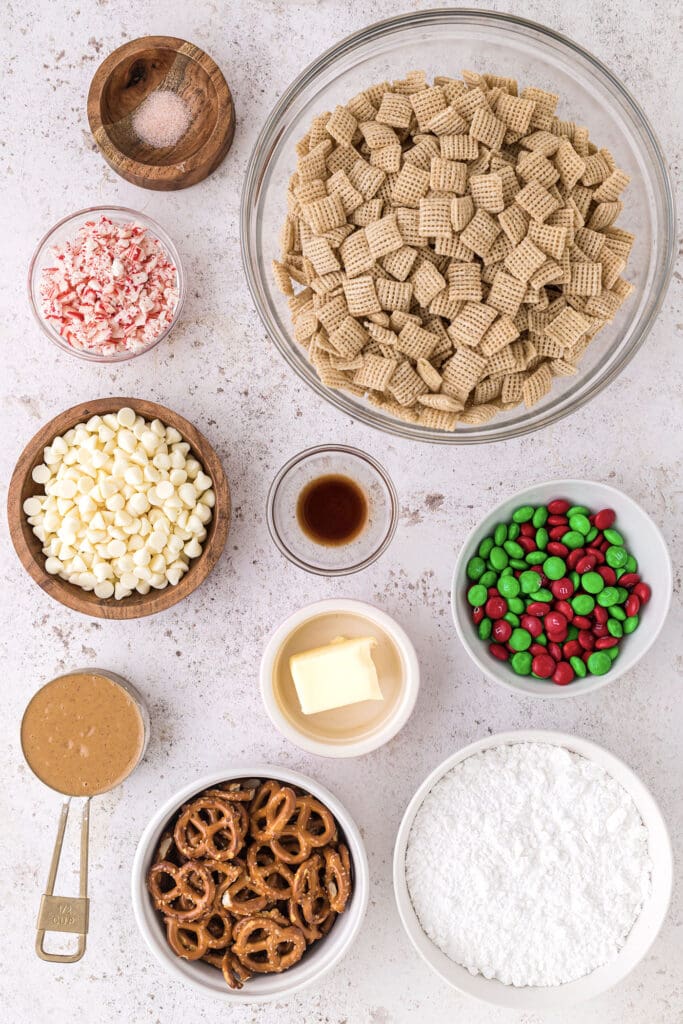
<box><xmin>7</xmin><ymin>398</ymin><xmax>231</xmax><ymax>620</ymax></box>
<box><xmin>87</xmin><ymin>35</ymin><xmax>235</xmax><ymax>183</ymax></box>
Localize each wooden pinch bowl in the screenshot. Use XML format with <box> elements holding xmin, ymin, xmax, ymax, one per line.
<box><xmin>87</xmin><ymin>36</ymin><xmax>235</xmax><ymax>191</ymax></box>
<box><xmin>8</xmin><ymin>398</ymin><xmax>231</xmax><ymax>619</ymax></box>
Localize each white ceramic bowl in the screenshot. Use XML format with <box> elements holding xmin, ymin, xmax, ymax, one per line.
<box><xmin>451</xmin><ymin>480</ymin><xmax>672</xmax><ymax>698</ymax></box>
<box><xmin>260</xmin><ymin>599</ymin><xmax>420</xmax><ymax>757</ymax></box>
<box><xmin>131</xmin><ymin>765</ymin><xmax>369</xmax><ymax>1003</ymax></box>
<box><xmin>393</xmin><ymin>730</ymin><xmax>673</xmax><ymax>1010</ymax></box>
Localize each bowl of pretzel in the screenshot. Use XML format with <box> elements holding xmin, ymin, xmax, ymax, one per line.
<box><xmin>131</xmin><ymin>765</ymin><xmax>369</xmax><ymax>1001</ymax></box>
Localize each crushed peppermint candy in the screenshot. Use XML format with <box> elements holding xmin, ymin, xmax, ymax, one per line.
<box><xmin>39</xmin><ymin>215</ymin><xmax>179</xmax><ymax>356</ymax></box>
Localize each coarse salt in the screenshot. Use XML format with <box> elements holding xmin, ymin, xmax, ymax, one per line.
<box><xmin>406</xmin><ymin>742</ymin><xmax>651</xmax><ymax>987</ymax></box>
<box><xmin>39</xmin><ymin>216</ymin><xmax>178</xmax><ymax>355</ymax></box>
<box><xmin>132</xmin><ymin>90</ymin><xmax>191</xmax><ymax>149</ymax></box>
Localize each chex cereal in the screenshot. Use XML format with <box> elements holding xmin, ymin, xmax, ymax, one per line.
<box><xmin>274</xmin><ymin>69</ymin><xmax>634</xmax><ymax>431</ymax></box>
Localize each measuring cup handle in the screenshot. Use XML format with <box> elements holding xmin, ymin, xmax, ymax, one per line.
<box><xmin>35</xmin><ymin>798</ymin><xmax>91</xmax><ymax>963</ymax></box>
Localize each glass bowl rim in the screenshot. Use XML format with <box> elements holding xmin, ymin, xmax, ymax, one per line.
<box><xmin>266</xmin><ymin>443</ymin><xmax>399</xmax><ymax>576</ymax></box>
<box><xmin>241</xmin><ymin>8</ymin><xmax>677</xmax><ymax>445</ymax></box>
<box><xmin>27</xmin><ymin>204</ymin><xmax>186</xmax><ymax>364</ymax></box>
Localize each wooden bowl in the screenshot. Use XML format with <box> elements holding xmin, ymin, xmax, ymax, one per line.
<box><xmin>87</xmin><ymin>36</ymin><xmax>235</xmax><ymax>191</ymax></box>
<box><xmin>8</xmin><ymin>398</ymin><xmax>231</xmax><ymax>619</ymax></box>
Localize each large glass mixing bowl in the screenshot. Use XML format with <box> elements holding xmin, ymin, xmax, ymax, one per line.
<box><xmin>241</xmin><ymin>10</ymin><xmax>675</xmax><ymax>444</ymax></box>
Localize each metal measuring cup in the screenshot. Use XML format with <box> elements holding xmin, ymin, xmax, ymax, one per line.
<box><xmin>20</xmin><ymin>669</ymin><xmax>150</xmax><ymax>963</ymax></box>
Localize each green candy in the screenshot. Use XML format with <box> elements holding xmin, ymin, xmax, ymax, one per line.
<box><xmin>535</xmin><ymin>527</ymin><xmax>548</xmax><ymax>550</ymax></box>
<box><xmin>569</xmin><ymin>513</ymin><xmax>591</xmax><ymax>535</ymax></box>
<box><xmin>478</xmin><ymin>537</ymin><xmax>494</xmax><ymax>559</ymax></box>
<box><xmin>489</xmin><ymin>546</ymin><xmax>509</xmax><ymax>571</ymax></box>
<box><xmin>607</xmin><ymin>645</ymin><xmax>620</xmax><ymax>661</ymax></box>
<box><xmin>480</xmin><ymin>570</ymin><xmax>497</xmax><ymax>587</ymax></box>
<box><xmin>562</xmin><ymin>530</ymin><xmax>585</xmax><ymax>549</ymax></box>
<box><xmin>511</xmin><ymin>651</ymin><xmax>533</xmax><ymax>674</ymax></box>
<box><xmin>581</xmin><ymin>571</ymin><xmax>604</xmax><ymax>594</ymax></box>
<box><xmin>534</xmin><ymin>587</ymin><xmax>553</xmax><ymax>602</ymax></box>
<box><xmin>624</xmin><ymin>615</ymin><xmax>639</xmax><ymax>634</ymax></box>
<box><xmin>587</xmin><ymin>651</ymin><xmax>612</xmax><ymax>675</ymax></box>
<box><xmin>503</xmin><ymin>540</ymin><xmax>524</xmax><ymax>558</ymax></box>
<box><xmin>607</xmin><ymin>619</ymin><xmax>623</xmax><ymax>638</ymax></box>
<box><xmin>508</xmin><ymin>597</ymin><xmax>525</xmax><ymax>614</ymax></box>
<box><xmin>536</xmin><ymin>632</ymin><xmax>547</xmax><ymax>645</ymax></box>
<box><xmin>597</xmin><ymin>586</ymin><xmax>620</xmax><ymax>607</ymax></box>
<box><xmin>616</xmin><ymin>587</ymin><xmax>628</xmax><ymax>603</ymax></box>
<box><xmin>585</xmin><ymin>526</ymin><xmax>599</xmax><ymax>543</ymax></box>
<box><xmin>567</xmin><ymin>624</ymin><xmax>579</xmax><ymax>641</ymax></box>
<box><xmin>519</xmin><ymin>570</ymin><xmax>541</xmax><ymax>594</ymax></box>
<box><xmin>466</xmin><ymin>556</ymin><xmax>487</xmax><ymax>580</ymax></box>
<box><xmin>567</xmin><ymin>505</ymin><xmax>589</xmax><ymax>516</ymax></box>
<box><xmin>609</xmin><ymin>604</ymin><xmax>626</xmax><ymax>621</ymax></box>
<box><xmin>570</xmin><ymin>655</ymin><xmax>587</xmax><ymax>678</ymax></box>
<box><xmin>543</xmin><ymin>556</ymin><xmax>566</xmax><ymax>580</ymax></box>
<box><xmin>512</xmin><ymin>505</ymin><xmax>534</xmax><ymax>523</ymax></box>
<box><xmin>625</xmin><ymin>554</ymin><xmax>638</xmax><ymax>573</ymax></box>
<box><xmin>526</xmin><ymin>550</ymin><xmax>547</xmax><ymax>565</ymax></box>
<box><xmin>532</xmin><ymin>506</ymin><xmax>548</xmax><ymax>528</ymax></box>
<box><xmin>508</xmin><ymin>522</ymin><xmax>521</xmax><ymax>541</ymax></box>
<box><xmin>570</xmin><ymin>570</ymin><xmax>580</xmax><ymax>589</ymax></box>
<box><xmin>603</xmin><ymin>527</ymin><xmax>624</xmax><ymax>545</ymax></box>
<box><xmin>467</xmin><ymin>584</ymin><xmax>487</xmax><ymax>606</ymax></box>
<box><xmin>571</xmin><ymin>594</ymin><xmax>595</xmax><ymax>615</ymax></box>
<box><xmin>494</xmin><ymin>523</ymin><xmax>508</xmax><ymax>546</ymax></box>
<box><xmin>510</xmin><ymin>558</ymin><xmax>527</xmax><ymax>570</ymax></box>
<box><xmin>509</xmin><ymin>627</ymin><xmax>532</xmax><ymax>652</ymax></box>
<box><xmin>504</xmin><ymin>612</ymin><xmax>520</xmax><ymax>627</ymax></box>
<box><xmin>498</xmin><ymin>575</ymin><xmax>520</xmax><ymax>598</ymax></box>
<box><xmin>478</xmin><ymin>618</ymin><xmax>492</xmax><ymax>640</ymax></box>
<box><xmin>605</xmin><ymin>545</ymin><xmax>628</xmax><ymax>569</ymax></box>
<box><xmin>500</xmin><ymin>566</ymin><xmax>514</xmax><ymax>577</ymax></box>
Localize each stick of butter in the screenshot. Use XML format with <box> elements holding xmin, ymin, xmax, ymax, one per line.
<box><xmin>289</xmin><ymin>636</ymin><xmax>383</xmax><ymax>715</ymax></box>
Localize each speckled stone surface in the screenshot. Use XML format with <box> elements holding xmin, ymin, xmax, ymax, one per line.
<box><xmin>1</xmin><ymin>1</ymin><xmax>681</xmax><ymax>1022</ymax></box>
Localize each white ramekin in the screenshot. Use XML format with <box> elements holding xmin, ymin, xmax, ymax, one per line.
<box><xmin>451</xmin><ymin>479</ymin><xmax>672</xmax><ymax>698</ymax></box>
<box><xmin>393</xmin><ymin>730</ymin><xmax>673</xmax><ymax>1010</ymax></box>
<box><xmin>131</xmin><ymin>764</ymin><xmax>369</xmax><ymax>1003</ymax></box>
<box><xmin>260</xmin><ymin>599</ymin><xmax>420</xmax><ymax>757</ymax></box>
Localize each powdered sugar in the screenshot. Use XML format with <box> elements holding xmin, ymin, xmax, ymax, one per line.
<box><xmin>406</xmin><ymin>742</ymin><xmax>651</xmax><ymax>987</ymax></box>
<box><xmin>39</xmin><ymin>215</ymin><xmax>178</xmax><ymax>355</ymax></box>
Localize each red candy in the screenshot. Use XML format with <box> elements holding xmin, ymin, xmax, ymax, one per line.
<box><xmin>529</xmin><ymin>643</ymin><xmax>547</xmax><ymax>657</ymax></box>
<box><xmin>473</xmin><ymin>607</ymin><xmax>484</xmax><ymax>625</ymax></box>
<box><xmin>546</xmin><ymin>541</ymin><xmax>569</xmax><ymax>558</ymax></box>
<box><xmin>520</xmin><ymin>614</ymin><xmax>543</xmax><ymax>637</ymax></box>
<box><xmin>548</xmin><ymin>642</ymin><xmax>563</xmax><ymax>661</ymax></box>
<box><xmin>594</xmin><ymin>508</ymin><xmax>616</xmax><ymax>530</ymax></box>
<box><xmin>553</xmin><ymin>662</ymin><xmax>574</xmax><ymax>686</ymax></box>
<box><xmin>573</xmin><ymin>615</ymin><xmax>592</xmax><ymax>629</ymax></box>
<box><xmin>547</xmin><ymin>514</ymin><xmax>568</xmax><ymax>526</ymax></box>
<box><xmin>634</xmin><ymin>583</ymin><xmax>651</xmax><ymax>604</ymax></box>
<box><xmin>544</xmin><ymin>611</ymin><xmax>567</xmax><ymax>633</ymax></box>
<box><xmin>526</xmin><ymin>601</ymin><xmax>550</xmax><ymax>615</ymax></box>
<box><xmin>489</xmin><ymin>643</ymin><xmax>509</xmax><ymax>661</ymax></box>
<box><xmin>492</xmin><ymin>619</ymin><xmax>512</xmax><ymax>642</ymax></box>
<box><xmin>578</xmin><ymin>630</ymin><xmax>595</xmax><ymax>651</ymax></box>
<box><xmin>595</xmin><ymin>636</ymin><xmax>619</xmax><ymax>650</ymax></box>
<box><xmin>549</xmin><ymin>525</ymin><xmax>568</xmax><ymax>541</ymax></box>
<box><xmin>593</xmin><ymin>606</ymin><xmax>608</xmax><ymax>625</ymax></box>
<box><xmin>532</xmin><ymin>653</ymin><xmax>556</xmax><ymax>678</ymax></box>
<box><xmin>563</xmin><ymin>640</ymin><xmax>582</xmax><ymax>659</ymax></box>
<box><xmin>598</xmin><ymin>566</ymin><xmax>617</xmax><ymax>586</ymax></box>
<box><xmin>592</xmin><ymin>623</ymin><xmax>609</xmax><ymax>638</ymax></box>
<box><xmin>625</xmin><ymin>594</ymin><xmax>640</xmax><ymax>617</ymax></box>
<box><xmin>592</xmin><ymin>549</ymin><xmax>606</xmax><ymax>564</ymax></box>
<box><xmin>566</xmin><ymin>549</ymin><xmax>585</xmax><ymax>570</ymax></box>
<box><xmin>551</xmin><ymin>578</ymin><xmax>574</xmax><ymax>600</ymax></box>
<box><xmin>619</xmin><ymin>573</ymin><xmax>641</xmax><ymax>588</ymax></box>
<box><xmin>485</xmin><ymin>596</ymin><xmax>507</xmax><ymax>620</ymax></box>
<box><xmin>517</xmin><ymin>536</ymin><xmax>537</xmax><ymax>553</ymax></box>
<box><xmin>520</xmin><ymin>523</ymin><xmax>535</xmax><ymax>536</ymax></box>
<box><xmin>554</xmin><ymin>600</ymin><xmax>574</xmax><ymax>621</ymax></box>
<box><xmin>488</xmin><ymin>586</ymin><xmax>499</xmax><ymax>597</ymax></box>
<box><xmin>575</xmin><ymin>555</ymin><xmax>597</xmax><ymax>574</ymax></box>
<box><xmin>548</xmin><ymin>499</ymin><xmax>570</xmax><ymax>514</ymax></box>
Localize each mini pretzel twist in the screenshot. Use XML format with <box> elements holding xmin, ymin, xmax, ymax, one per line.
<box><xmin>246</xmin><ymin>843</ymin><xmax>295</xmax><ymax>901</ymax></box>
<box><xmin>174</xmin><ymin>797</ymin><xmax>244</xmax><ymax>861</ymax></box>
<box><xmin>220</xmin><ymin>865</ymin><xmax>269</xmax><ymax>917</ymax></box>
<box><xmin>291</xmin><ymin>854</ymin><xmax>331</xmax><ymax>926</ymax></box>
<box><xmin>231</xmin><ymin>916</ymin><xmax>306</xmax><ymax>974</ymax></box>
<box><xmin>147</xmin><ymin>860</ymin><xmax>216</xmax><ymax>922</ymax></box>
<box><xmin>249</xmin><ymin>781</ymin><xmax>296</xmax><ymax>841</ymax></box>
<box><xmin>220</xmin><ymin>950</ymin><xmax>253</xmax><ymax>990</ymax></box>
<box><xmin>269</xmin><ymin>795</ymin><xmax>337</xmax><ymax>865</ymax></box>
<box><xmin>324</xmin><ymin>843</ymin><xmax>352</xmax><ymax>913</ymax></box>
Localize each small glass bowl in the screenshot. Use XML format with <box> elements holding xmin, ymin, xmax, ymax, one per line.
<box><xmin>266</xmin><ymin>444</ymin><xmax>398</xmax><ymax>575</ymax></box>
<box><xmin>28</xmin><ymin>205</ymin><xmax>185</xmax><ymax>363</ymax></box>
<box><xmin>241</xmin><ymin>10</ymin><xmax>676</xmax><ymax>444</ymax></box>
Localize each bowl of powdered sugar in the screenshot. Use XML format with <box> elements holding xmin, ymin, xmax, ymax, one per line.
<box><xmin>393</xmin><ymin>731</ymin><xmax>672</xmax><ymax>1009</ymax></box>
